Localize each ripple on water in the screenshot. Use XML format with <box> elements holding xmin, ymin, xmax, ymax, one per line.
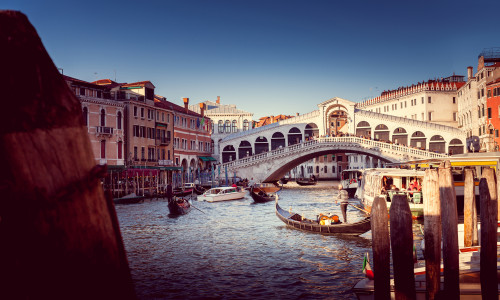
<box><xmin>117</xmin><ymin>181</ymin><xmax>374</xmax><ymax>299</ymax></box>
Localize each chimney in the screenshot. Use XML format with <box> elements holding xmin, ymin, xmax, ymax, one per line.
<box><xmin>183</xmin><ymin>97</ymin><xmax>189</xmax><ymax>113</ymax></box>
<box><xmin>199</xmin><ymin>103</ymin><xmax>205</xmax><ymax>117</ymax></box>
<box><xmin>296</xmin><ymin>113</ymin><xmax>299</xmax><ymax>116</ymax></box>
<box><xmin>216</xmin><ymin>96</ymin><xmax>220</xmax><ymax>104</ymax></box>
<box><xmin>271</xmin><ymin>115</ymin><xmax>275</xmax><ymax>123</ymax></box>
<box><xmin>467</xmin><ymin>66</ymin><xmax>473</xmax><ymax>80</ymax></box>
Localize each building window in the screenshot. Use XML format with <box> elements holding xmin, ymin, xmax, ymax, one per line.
<box><xmin>243</xmin><ymin>120</ymin><xmax>249</xmax><ymax>131</ymax></box>
<box><xmin>82</xmin><ymin>107</ymin><xmax>88</xmax><ymax>126</ymax></box>
<box><xmin>225</xmin><ymin>120</ymin><xmax>231</xmax><ymax>133</ymax></box>
<box><xmin>332</xmin><ymin>166</ymin><xmax>335</xmax><ymax>173</ymax></box>
<box><xmin>133</xmin><ymin>106</ymin><xmax>138</xmax><ymax>117</ymax></box>
<box><xmin>453</xmin><ymin>112</ymin><xmax>457</xmax><ymax>121</ymax></box>
<box><xmin>421</xmin><ymin>97</ymin><xmax>424</xmax><ymax>104</ymax></box>
<box><xmin>141</xmin><ymin>108</ymin><xmax>144</xmax><ymax>118</ymax></box>
<box><xmin>118</xmin><ymin>141</ymin><xmax>122</xmax><ymax>159</ymax></box>
<box><xmin>134</xmin><ymin>147</ymin><xmax>138</xmax><ymax>160</ymax></box>
<box><xmin>218</xmin><ymin>120</ymin><xmax>224</xmax><ymax>133</ymax></box>
<box><xmin>80</xmin><ymin>88</ymin><xmax>85</xmax><ymax>96</ymax></box>
<box><xmin>496</xmin><ymin>130</ymin><xmax>499</xmax><ymax>138</ymax></box>
<box><xmin>428</xmin><ymin>112</ymin><xmax>432</xmax><ymax>121</ymax></box>
<box><xmin>117</xmin><ymin>111</ymin><xmax>122</xmax><ymax>130</ymax></box>
<box><xmin>337</xmin><ymin>155</ymin><xmax>342</xmax><ymax>162</ymax></box>
<box><xmin>428</xmin><ymin>97</ymin><xmax>431</xmax><ymax>103</ymax></box>
<box><xmin>141</xmin><ymin>147</ymin><xmax>145</xmax><ymax>160</ymax></box>
<box><xmin>488</xmin><ymin>107</ymin><xmax>492</xmax><ymax>118</ymax></box>
<box><xmin>453</xmin><ymin>97</ymin><xmax>456</xmax><ymax>103</ymax></box>
<box><xmin>100</xmin><ymin>109</ymin><xmax>106</xmax><ymax>126</ymax></box>
<box><xmin>100</xmin><ymin>140</ymin><xmax>106</xmax><ymax>159</ymax></box>
<box><xmin>316</xmin><ymin>166</ymin><xmax>319</xmax><ymax>173</ymax></box>
<box><xmin>232</xmin><ymin>120</ymin><xmax>237</xmax><ymax>133</ymax></box>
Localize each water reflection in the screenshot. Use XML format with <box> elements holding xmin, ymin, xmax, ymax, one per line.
<box><xmin>117</xmin><ymin>181</ymin><xmax>372</xmax><ymax>299</ymax></box>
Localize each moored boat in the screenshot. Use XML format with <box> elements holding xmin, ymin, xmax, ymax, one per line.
<box><xmin>296</xmin><ymin>178</ymin><xmax>317</xmax><ymax>186</ymax></box>
<box><xmin>197</xmin><ymin>186</ymin><xmax>247</xmax><ymax>202</ymax></box>
<box><xmin>275</xmin><ymin>201</ymin><xmax>371</xmax><ymax>235</ymax></box>
<box><xmin>113</xmin><ymin>193</ymin><xmax>145</xmax><ymax>204</ymax></box>
<box><xmin>250</xmin><ymin>187</ymin><xmax>278</xmax><ymax>203</ymax></box>
<box><xmin>183</xmin><ymin>183</ymin><xmax>206</xmax><ymax>195</ymax></box>
<box><xmin>173</xmin><ymin>188</ymin><xmax>194</xmax><ymax>197</ymax></box>
<box><xmin>340</xmin><ymin>169</ymin><xmax>363</xmax><ymax>198</ymax></box>
<box><xmin>359</xmin><ymin>168</ymin><xmax>425</xmax><ymax>219</ymax></box>
<box><xmin>167</xmin><ymin>197</ymin><xmax>191</xmax><ymax>215</ymax></box>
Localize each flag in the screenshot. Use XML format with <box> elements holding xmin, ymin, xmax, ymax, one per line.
<box><xmin>201</xmin><ymin>117</ymin><xmax>205</xmax><ymax>127</ymax></box>
<box><xmin>362</xmin><ymin>252</ymin><xmax>374</xmax><ymax>280</ymax></box>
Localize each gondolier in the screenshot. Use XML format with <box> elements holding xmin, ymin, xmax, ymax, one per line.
<box><xmin>166</xmin><ymin>183</ymin><xmax>173</xmax><ymax>203</ymax></box>
<box><xmin>336</xmin><ymin>184</ymin><xmax>349</xmax><ymax>223</ymax></box>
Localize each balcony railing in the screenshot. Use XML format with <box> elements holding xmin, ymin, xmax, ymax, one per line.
<box><xmin>158</xmin><ymin>160</ymin><xmax>173</xmax><ymax>166</ymax></box>
<box><xmin>156</xmin><ymin>137</ymin><xmax>171</xmax><ymax>146</ymax></box>
<box><xmin>96</xmin><ymin>126</ymin><xmax>114</xmax><ymax>135</ymax></box>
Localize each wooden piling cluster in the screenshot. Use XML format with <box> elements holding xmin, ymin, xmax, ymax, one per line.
<box><xmin>0</xmin><ymin>11</ymin><xmax>136</xmax><ymax>299</ymax></box>
<box><xmin>370</xmin><ymin>160</ymin><xmax>499</xmax><ymax>299</ymax></box>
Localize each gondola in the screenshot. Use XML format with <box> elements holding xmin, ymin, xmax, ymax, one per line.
<box><xmin>250</xmin><ymin>187</ymin><xmax>277</xmax><ymax>203</ymax></box>
<box><xmin>167</xmin><ymin>197</ymin><xmax>191</xmax><ymax>215</ymax></box>
<box><xmin>172</xmin><ymin>188</ymin><xmax>193</xmax><ymax>197</ymax></box>
<box><xmin>183</xmin><ymin>183</ymin><xmax>206</xmax><ymax>195</ymax></box>
<box><xmin>295</xmin><ymin>179</ymin><xmax>317</xmax><ymax>186</ymax></box>
<box><xmin>113</xmin><ymin>193</ymin><xmax>145</xmax><ymax>204</ymax></box>
<box><xmin>279</xmin><ymin>177</ymin><xmax>289</xmax><ymax>184</ymax></box>
<box><xmin>275</xmin><ymin>201</ymin><xmax>371</xmax><ymax>235</ymax></box>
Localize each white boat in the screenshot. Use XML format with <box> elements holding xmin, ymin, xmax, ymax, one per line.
<box><xmin>359</xmin><ymin>168</ymin><xmax>425</xmax><ymax>219</ymax></box>
<box><xmin>340</xmin><ymin>169</ymin><xmax>363</xmax><ymax>198</ymax></box>
<box><xmin>197</xmin><ymin>186</ymin><xmax>247</xmax><ymax>202</ymax></box>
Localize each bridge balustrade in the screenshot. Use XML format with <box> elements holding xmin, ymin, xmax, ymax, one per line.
<box><xmin>222</xmin><ymin>136</ymin><xmax>448</xmax><ymax>169</ymax></box>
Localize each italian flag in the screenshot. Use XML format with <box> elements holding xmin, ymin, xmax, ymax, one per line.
<box><xmin>362</xmin><ymin>252</ymin><xmax>374</xmax><ymax>280</ymax></box>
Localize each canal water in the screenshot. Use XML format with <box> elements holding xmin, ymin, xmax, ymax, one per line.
<box><xmin>116</xmin><ymin>181</ymin><xmax>374</xmax><ymax>299</ymax></box>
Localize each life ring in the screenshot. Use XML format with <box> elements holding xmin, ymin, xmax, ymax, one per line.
<box><xmin>349</xmin><ymin>179</ymin><xmax>357</xmax><ymax>185</ymax></box>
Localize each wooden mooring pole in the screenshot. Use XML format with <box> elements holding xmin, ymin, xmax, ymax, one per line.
<box><xmin>438</xmin><ymin>161</ymin><xmax>460</xmax><ymax>299</ymax></box>
<box><xmin>371</xmin><ymin>196</ymin><xmax>391</xmax><ymax>300</ymax></box>
<box><xmin>0</xmin><ymin>11</ymin><xmax>136</xmax><ymax>299</ymax></box>
<box><xmin>463</xmin><ymin>168</ymin><xmax>478</xmax><ymax>247</ymax></box>
<box><xmin>479</xmin><ymin>168</ymin><xmax>498</xmax><ymax>300</ymax></box>
<box><xmin>389</xmin><ymin>194</ymin><xmax>416</xmax><ymax>300</ymax></box>
<box><xmin>423</xmin><ymin>168</ymin><xmax>441</xmax><ymax>300</ymax></box>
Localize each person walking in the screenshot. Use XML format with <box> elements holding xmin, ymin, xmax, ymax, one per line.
<box><xmin>336</xmin><ymin>184</ymin><xmax>349</xmax><ymax>223</ymax></box>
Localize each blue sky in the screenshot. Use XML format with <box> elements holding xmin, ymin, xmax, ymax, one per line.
<box><xmin>5</xmin><ymin>0</ymin><xmax>500</xmax><ymax>118</ymax></box>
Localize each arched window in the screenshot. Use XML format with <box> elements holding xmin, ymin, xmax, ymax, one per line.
<box><xmin>82</xmin><ymin>107</ymin><xmax>88</xmax><ymax>126</ymax></box>
<box><xmin>316</xmin><ymin>166</ymin><xmax>319</xmax><ymax>173</ymax></box>
<box><xmin>218</xmin><ymin>120</ymin><xmax>224</xmax><ymax>133</ymax></box>
<box><xmin>232</xmin><ymin>120</ymin><xmax>237</xmax><ymax>133</ymax></box>
<box><xmin>100</xmin><ymin>109</ymin><xmax>106</xmax><ymax>126</ymax></box>
<box><xmin>225</xmin><ymin>120</ymin><xmax>231</xmax><ymax>133</ymax></box>
<box><xmin>117</xmin><ymin>141</ymin><xmax>122</xmax><ymax>159</ymax></box>
<box><xmin>243</xmin><ymin>120</ymin><xmax>249</xmax><ymax>131</ymax></box>
<box><xmin>117</xmin><ymin>111</ymin><xmax>122</xmax><ymax>130</ymax></box>
<box><xmin>332</xmin><ymin>166</ymin><xmax>336</xmax><ymax>173</ymax></box>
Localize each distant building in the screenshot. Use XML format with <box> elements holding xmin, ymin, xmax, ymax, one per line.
<box><xmin>189</xmin><ymin>96</ymin><xmax>252</xmax><ymax>162</ymax></box>
<box><xmin>356</xmin><ymin>75</ymin><xmax>465</xmax><ymax>128</ymax></box>
<box><xmin>64</xmin><ymin>75</ymin><xmax>125</xmax><ymax>167</ymax></box>
<box><xmin>169</xmin><ymin>97</ymin><xmax>214</xmax><ymax>176</ymax></box>
<box><xmin>486</xmin><ymin>68</ymin><xmax>500</xmax><ymax>150</ymax></box>
<box><xmin>458</xmin><ymin>49</ymin><xmax>500</xmax><ymax>152</ymax></box>
<box><xmin>253</xmin><ymin>114</ymin><xmax>294</xmax><ymax>128</ymax></box>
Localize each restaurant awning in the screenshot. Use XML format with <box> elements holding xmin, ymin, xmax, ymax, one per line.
<box><xmin>198</xmin><ymin>156</ymin><xmax>217</xmax><ymax>161</ymax></box>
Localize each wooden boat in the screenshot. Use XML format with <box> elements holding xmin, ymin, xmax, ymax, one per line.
<box><xmin>167</xmin><ymin>197</ymin><xmax>191</xmax><ymax>215</ymax></box>
<box><xmin>340</xmin><ymin>169</ymin><xmax>363</xmax><ymax>198</ymax></box>
<box><xmin>197</xmin><ymin>186</ymin><xmax>247</xmax><ymax>202</ymax></box>
<box><xmin>295</xmin><ymin>179</ymin><xmax>317</xmax><ymax>186</ymax></box>
<box><xmin>172</xmin><ymin>188</ymin><xmax>193</xmax><ymax>197</ymax></box>
<box><xmin>183</xmin><ymin>183</ymin><xmax>206</xmax><ymax>195</ymax></box>
<box><xmin>253</xmin><ymin>183</ymin><xmax>281</xmax><ymax>193</ymax></box>
<box><xmin>280</xmin><ymin>177</ymin><xmax>289</xmax><ymax>184</ymax></box>
<box><xmin>250</xmin><ymin>187</ymin><xmax>278</xmax><ymax>203</ymax></box>
<box><xmin>113</xmin><ymin>193</ymin><xmax>145</xmax><ymax>204</ymax></box>
<box><xmin>353</xmin><ymin>247</ymin><xmax>500</xmax><ymax>299</ymax></box>
<box><xmin>275</xmin><ymin>201</ymin><xmax>371</xmax><ymax>235</ymax></box>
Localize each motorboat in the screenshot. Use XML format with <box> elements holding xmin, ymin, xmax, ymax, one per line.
<box><xmin>359</xmin><ymin>168</ymin><xmax>425</xmax><ymax>219</ymax></box>
<box><xmin>197</xmin><ymin>186</ymin><xmax>247</xmax><ymax>202</ymax></box>
<box><xmin>340</xmin><ymin>169</ymin><xmax>363</xmax><ymax>198</ymax></box>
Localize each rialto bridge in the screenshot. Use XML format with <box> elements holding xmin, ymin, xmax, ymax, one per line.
<box><xmin>219</xmin><ymin>97</ymin><xmax>466</xmax><ymax>182</ymax></box>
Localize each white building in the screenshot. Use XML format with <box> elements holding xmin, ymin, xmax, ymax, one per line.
<box><xmin>189</xmin><ymin>96</ymin><xmax>253</xmax><ymax>162</ymax></box>
<box><xmin>356</xmin><ymin>75</ymin><xmax>465</xmax><ymax>128</ymax></box>
<box><xmin>458</xmin><ymin>51</ymin><xmax>500</xmax><ymax>152</ymax></box>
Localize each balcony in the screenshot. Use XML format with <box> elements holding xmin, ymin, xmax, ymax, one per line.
<box><xmin>158</xmin><ymin>160</ymin><xmax>173</xmax><ymax>166</ymax></box>
<box><xmin>156</xmin><ymin>137</ymin><xmax>171</xmax><ymax>146</ymax></box>
<box><xmin>96</xmin><ymin>126</ymin><xmax>114</xmax><ymax>136</ymax></box>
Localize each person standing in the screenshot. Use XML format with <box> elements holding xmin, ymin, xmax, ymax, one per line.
<box><xmin>166</xmin><ymin>183</ymin><xmax>173</xmax><ymax>204</ymax></box>
<box><xmin>336</xmin><ymin>184</ymin><xmax>349</xmax><ymax>223</ymax></box>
